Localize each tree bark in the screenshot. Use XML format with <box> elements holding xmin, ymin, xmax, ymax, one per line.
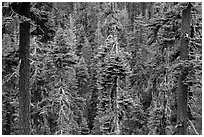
<box><xmin>177</xmin><ymin>3</ymin><xmax>191</xmax><ymax>135</ymax></box>
<box><xmin>126</xmin><ymin>2</ymin><xmax>138</xmax><ymax>31</ymax></box>
<box><xmin>19</xmin><ymin>2</ymin><xmax>30</xmax><ymax>135</ymax></box>
<box><xmin>141</xmin><ymin>2</ymin><xmax>147</xmax><ymax>17</ymax></box>
<box><xmin>114</xmin><ymin>76</ymin><xmax>120</xmax><ymax>134</ymax></box>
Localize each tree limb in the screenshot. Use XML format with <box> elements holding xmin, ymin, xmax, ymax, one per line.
<box><xmin>187</xmin><ymin>118</ymin><xmax>199</xmax><ymax>135</ymax></box>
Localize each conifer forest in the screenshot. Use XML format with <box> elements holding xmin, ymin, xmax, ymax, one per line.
<box><xmin>2</xmin><ymin>2</ymin><xmax>202</xmax><ymax>135</ymax></box>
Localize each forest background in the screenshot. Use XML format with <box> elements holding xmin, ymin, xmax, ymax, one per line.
<box><xmin>1</xmin><ymin>2</ymin><xmax>202</xmax><ymax>135</ymax></box>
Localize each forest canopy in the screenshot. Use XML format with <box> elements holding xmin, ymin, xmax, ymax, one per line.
<box><xmin>2</xmin><ymin>2</ymin><xmax>202</xmax><ymax>135</ymax></box>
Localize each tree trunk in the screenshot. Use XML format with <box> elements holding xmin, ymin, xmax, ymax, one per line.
<box><xmin>177</xmin><ymin>3</ymin><xmax>191</xmax><ymax>135</ymax></box>
<box><xmin>126</xmin><ymin>2</ymin><xmax>137</xmax><ymax>31</ymax></box>
<box><xmin>114</xmin><ymin>76</ymin><xmax>120</xmax><ymax>134</ymax></box>
<box><xmin>19</xmin><ymin>2</ymin><xmax>30</xmax><ymax>135</ymax></box>
<box><xmin>141</xmin><ymin>2</ymin><xmax>147</xmax><ymax>17</ymax></box>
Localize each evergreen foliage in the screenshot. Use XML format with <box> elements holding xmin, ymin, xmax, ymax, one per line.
<box><xmin>2</xmin><ymin>2</ymin><xmax>202</xmax><ymax>135</ymax></box>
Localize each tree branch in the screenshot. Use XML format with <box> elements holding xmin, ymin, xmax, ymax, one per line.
<box><xmin>187</xmin><ymin>118</ymin><xmax>199</xmax><ymax>135</ymax></box>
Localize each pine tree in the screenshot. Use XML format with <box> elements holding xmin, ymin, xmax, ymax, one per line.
<box><xmin>47</xmin><ymin>27</ymin><xmax>80</xmax><ymax>134</ymax></box>
<box><xmin>93</xmin><ymin>14</ymin><xmax>131</xmax><ymax>134</ymax></box>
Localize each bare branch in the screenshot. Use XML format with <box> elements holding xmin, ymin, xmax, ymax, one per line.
<box><xmin>187</xmin><ymin>118</ymin><xmax>199</xmax><ymax>135</ymax></box>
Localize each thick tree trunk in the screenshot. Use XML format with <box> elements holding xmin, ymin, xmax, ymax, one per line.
<box><xmin>19</xmin><ymin>2</ymin><xmax>30</xmax><ymax>135</ymax></box>
<box><xmin>177</xmin><ymin>3</ymin><xmax>191</xmax><ymax>135</ymax></box>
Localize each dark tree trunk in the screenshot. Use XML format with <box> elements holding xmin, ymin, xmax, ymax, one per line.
<box><xmin>177</xmin><ymin>3</ymin><xmax>191</xmax><ymax>135</ymax></box>
<box><xmin>141</xmin><ymin>2</ymin><xmax>147</xmax><ymax>17</ymax></box>
<box><xmin>19</xmin><ymin>2</ymin><xmax>30</xmax><ymax>135</ymax></box>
